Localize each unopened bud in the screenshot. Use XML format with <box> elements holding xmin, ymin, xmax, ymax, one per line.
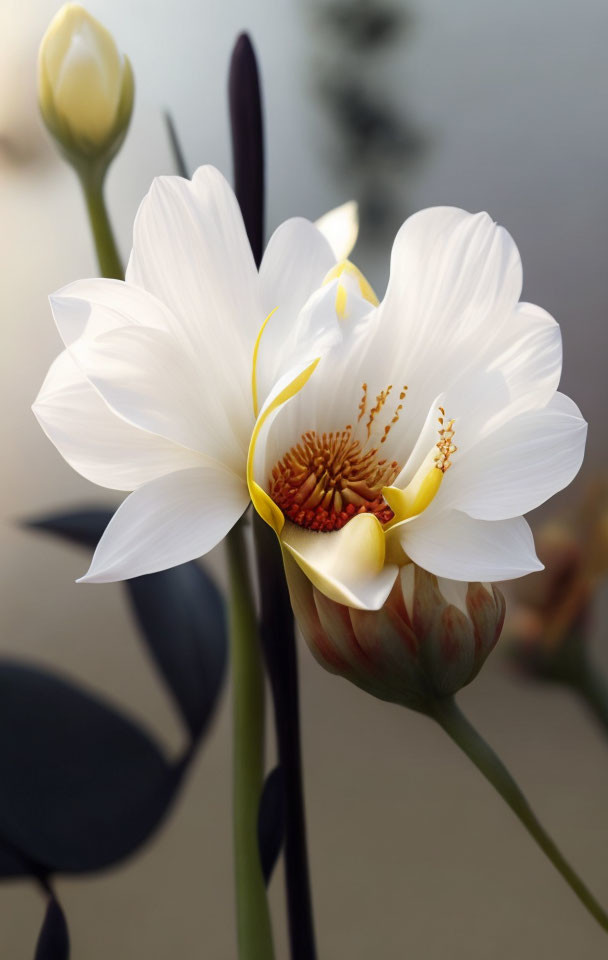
<box><xmin>38</xmin><ymin>4</ymin><xmax>133</xmax><ymax>168</ymax></box>
<box><xmin>506</xmin><ymin>522</ymin><xmax>590</xmax><ymax>680</ymax></box>
<box><xmin>286</xmin><ymin>559</ymin><xmax>505</xmax><ymax>711</ymax></box>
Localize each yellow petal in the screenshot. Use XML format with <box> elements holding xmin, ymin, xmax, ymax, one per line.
<box><xmin>323</xmin><ymin>260</ymin><xmax>379</xmax><ymax>309</ymax></box>
<box><xmin>250</xmin><ymin>480</ymin><xmax>285</xmax><ymax>534</ymax></box>
<box><xmin>247</xmin><ymin>358</ymin><xmax>320</xmax><ymax>534</ymax></box>
<box><xmin>383</xmin><ymin>465</ymin><xmax>443</xmax><ymax>526</ymax></box>
<box><xmin>251</xmin><ymin>307</ymin><xmax>277</xmax><ymax>417</ymax></box>
<box><xmin>281</xmin><ymin>513</ymin><xmax>398</xmax><ymax>610</ymax></box>
<box><xmin>315</xmin><ymin>201</ymin><xmax>359</xmax><ymax>260</ymax></box>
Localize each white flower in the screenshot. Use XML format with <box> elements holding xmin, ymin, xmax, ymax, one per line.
<box><xmin>38</xmin><ymin>4</ymin><xmax>133</xmax><ymax>156</ymax></box>
<box><xmin>33</xmin><ymin>166</ymin><xmax>358</xmax><ymax>581</ymax></box>
<box><xmin>248</xmin><ymin>207</ymin><xmax>587</xmax><ymax>610</ymax></box>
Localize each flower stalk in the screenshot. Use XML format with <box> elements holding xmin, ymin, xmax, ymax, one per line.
<box><xmin>38</xmin><ymin>4</ymin><xmax>133</xmax><ymax>281</ymax></box>
<box><xmin>226</xmin><ymin>519</ymin><xmax>275</xmax><ymax>960</ymax></box>
<box><xmin>78</xmin><ymin>165</ymin><xmax>123</xmax><ymax>280</ymax></box>
<box><xmin>430</xmin><ymin>696</ymin><xmax>608</xmax><ymax>934</ymax></box>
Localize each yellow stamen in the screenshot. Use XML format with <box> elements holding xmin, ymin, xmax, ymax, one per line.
<box><xmin>380</xmin><ymin>385</ymin><xmax>408</xmax><ymax>444</ymax></box>
<box><xmin>382</xmin><ymin>408</ymin><xmax>457</xmax><ymax>527</ymax></box>
<box><xmin>269</xmin><ymin>426</ymin><xmax>398</xmax><ymax>532</ymax></box>
<box><xmin>357</xmin><ymin>382</ymin><xmax>368</xmax><ymax>422</ymax></box>
<box><xmin>366</xmin><ymin>385</ymin><xmax>392</xmax><ymax>439</ymax></box>
<box><xmin>435</xmin><ymin>415</ymin><xmax>457</xmax><ymax>472</ymax></box>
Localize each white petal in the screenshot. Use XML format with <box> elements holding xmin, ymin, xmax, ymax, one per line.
<box><xmin>545</xmin><ymin>391</ymin><xmax>584</xmax><ymax>416</ymax></box>
<box><xmin>49</xmin><ymin>278</ymin><xmax>178</xmax><ymax>347</ymax></box>
<box><xmin>480</xmin><ymin>301</ymin><xmax>563</xmax><ymax>428</ymax></box>
<box><xmin>360</xmin><ymin>209</ymin><xmax>521</xmax><ymax>415</ymax></box>
<box><xmin>443</xmin><ymin>392</ymin><xmax>587</xmax><ymax>520</ymax></box>
<box><xmin>390</xmin><ymin>366</ymin><xmax>512</xmax><ymax>492</ymax></box>
<box><xmin>333</xmin><ymin>208</ymin><xmax>522</xmax><ymax>472</ymax></box>
<box><xmin>33</xmin><ymin>350</ymin><xmax>205</xmax><ymax>490</ymax></box>
<box><xmin>126</xmin><ymin>165</ymin><xmax>262</xmax><ymax>414</ymax></box>
<box><xmin>382</xmin><ymin>207</ymin><xmax>522</xmax><ymax>348</ymax></box>
<box><xmin>259</xmin><ymin>217</ymin><xmax>335</xmax><ymax>317</ymax></box>
<box><xmin>387</xmin><ymin>302</ymin><xmax>564</xmax><ymax>491</ymax></box>
<box><xmin>281</xmin><ymin>514</ymin><xmax>398</xmax><ymax>610</ymax></box>
<box><xmin>261</xmin><ymin>280</ymin><xmax>343</xmax><ymax>393</ymax></box>
<box><xmin>400</xmin><ymin>563</ymin><xmax>477</xmax><ymax>620</ymax></box>
<box><xmin>69</xmin><ymin>323</ymin><xmax>248</xmax><ymax>471</ymax></box>
<box><xmin>256</xmin><ymin>218</ymin><xmax>336</xmax><ymax>405</ymax></box>
<box><xmin>257</xmin><ymin>296</ymin><xmax>380</xmax><ymax>488</ymax></box>
<box><xmin>52</xmin><ymin>282</ymin><xmax>252</xmax><ymax>464</ymax></box>
<box><xmin>251</xmin><ymin>284</ymin><xmax>365</xmax><ymax>489</ymax></box>
<box><xmin>79</xmin><ymin>465</ymin><xmax>249</xmax><ymax>582</ymax></box>
<box><xmin>435</xmin><ymin>577</ymin><xmax>472</xmax><ymax>616</ymax></box>
<box><xmin>390</xmin><ymin>393</ymin><xmax>446</xmax><ymax>490</ymax></box>
<box><xmin>400</xmin><ymin>510</ymin><xmax>543</xmax><ymax>582</ymax></box>
<box><xmin>315</xmin><ymin>201</ymin><xmax>359</xmax><ymax>260</ymax></box>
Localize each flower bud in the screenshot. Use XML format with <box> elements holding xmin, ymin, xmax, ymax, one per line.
<box><xmin>507</xmin><ymin>480</ymin><xmax>608</xmax><ymax>681</ymax></box>
<box><xmin>38</xmin><ymin>4</ymin><xmax>133</xmax><ymax>166</ymax></box>
<box><xmin>286</xmin><ymin>558</ymin><xmax>505</xmax><ymax>711</ymax></box>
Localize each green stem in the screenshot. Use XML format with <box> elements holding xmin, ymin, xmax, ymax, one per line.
<box><xmin>571</xmin><ymin>656</ymin><xmax>608</xmax><ymax>739</ymax></box>
<box><xmin>226</xmin><ymin>519</ymin><xmax>275</xmax><ymax>960</ymax></box>
<box><xmin>78</xmin><ymin>167</ymin><xmax>124</xmax><ymax>280</ymax></box>
<box><xmin>431</xmin><ymin>696</ymin><xmax>608</xmax><ymax>934</ymax></box>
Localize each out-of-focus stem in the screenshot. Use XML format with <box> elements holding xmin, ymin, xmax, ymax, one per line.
<box><xmin>78</xmin><ymin>166</ymin><xmax>123</xmax><ymax>279</ymax></box>
<box><xmin>570</xmin><ymin>656</ymin><xmax>608</xmax><ymax>738</ymax></box>
<box><xmin>431</xmin><ymin>696</ymin><xmax>608</xmax><ymax>934</ymax></box>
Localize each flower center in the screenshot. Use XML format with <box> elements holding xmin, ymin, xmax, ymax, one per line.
<box><xmin>269</xmin><ymin>427</ymin><xmax>400</xmax><ymax>532</ymax></box>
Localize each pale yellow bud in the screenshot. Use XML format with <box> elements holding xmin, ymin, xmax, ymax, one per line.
<box><xmin>38</xmin><ymin>4</ymin><xmax>133</xmax><ymax>164</ymax></box>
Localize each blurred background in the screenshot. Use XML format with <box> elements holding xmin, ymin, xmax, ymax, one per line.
<box><xmin>1</xmin><ymin>0</ymin><xmax>608</xmax><ymax>955</ymax></box>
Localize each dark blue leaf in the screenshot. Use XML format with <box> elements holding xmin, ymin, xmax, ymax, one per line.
<box><xmin>27</xmin><ymin>507</ymin><xmax>228</xmax><ymax>742</ymax></box>
<box><xmin>0</xmin><ymin>834</ymin><xmax>30</xmax><ymax>875</ymax></box>
<box><xmin>35</xmin><ymin>894</ymin><xmax>69</xmax><ymax>960</ymax></box>
<box><xmin>126</xmin><ymin>564</ymin><xmax>227</xmax><ymax>740</ymax></box>
<box><xmin>258</xmin><ymin>766</ymin><xmax>285</xmax><ymax>885</ymax></box>
<box><xmin>27</xmin><ymin>508</ymin><xmax>112</xmax><ymax>550</ymax></box>
<box><xmin>0</xmin><ymin>660</ymin><xmax>181</xmax><ymax>875</ymax></box>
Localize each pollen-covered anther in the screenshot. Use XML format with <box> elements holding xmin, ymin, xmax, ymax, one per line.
<box><xmin>380</xmin><ymin>385</ymin><xmax>408</xmax><ymax>444</ymax></box>
<box><xmin>434</xmin><ymin>409</ymin><xmax>457</xmax><ymax>473</ymax></box>
<box><xmin>357</xmin><ymin>383</ymin><xmax>368</xmax><ymax>422</ymax></box>
<box><xmin>270</xmin><ymin>427</ymin><xmax>400</xmax><ymax>532</ymax></box>
<box><xmin>366</xmin><ymin>386</ymin><xmax>393</xmax><ymax>439</ymax></box>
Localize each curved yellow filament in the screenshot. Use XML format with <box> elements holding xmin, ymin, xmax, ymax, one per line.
<box><xmin>251</xmin><ymin>307</ymin><xmax>278</xmax><ymax>418</ymax></box>
<box><xmin>247</xmin><ymin>358</ymin><xmax>320</xmax><ymax>534</ymax></box>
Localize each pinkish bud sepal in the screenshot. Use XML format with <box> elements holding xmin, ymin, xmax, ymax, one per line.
<box><xmin>285</xmin><ymin>556</ymin><xmax>505</xmax><ymax>712</ymax></box>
